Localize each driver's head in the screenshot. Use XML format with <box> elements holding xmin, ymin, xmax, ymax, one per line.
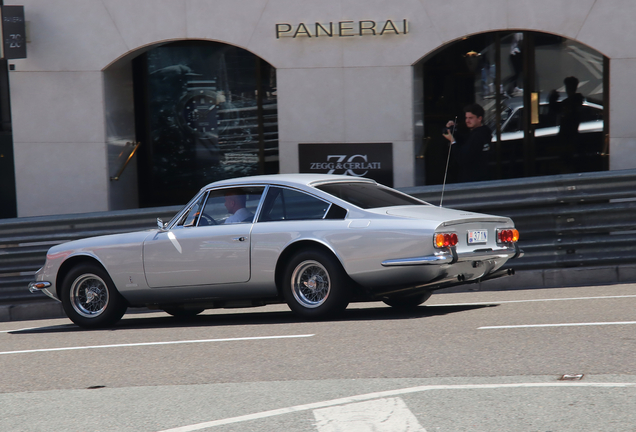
<box><xmin>224</xmin><ymin>192</ymin><xmax>246</xmax><ymax>214</ymax></box>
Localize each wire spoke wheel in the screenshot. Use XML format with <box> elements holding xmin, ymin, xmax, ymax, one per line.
<box><xmin>70</xmin><ymin>274</ymin><xmax>110</xmax><ymax>318</ymax></box>
<box><xmin>61</xmin><ymin>263</ymin><xmax>127</xmax><ymax>328</ymax></box>
<box><xmin>291</xmin><ymin>260</ymin><xmax>331</xmax><ymax>308</ymax></box>
<box><xmin>283</xmin><ymin>249</ymin><xmax>350</xmax><ymax>319</ymax></box>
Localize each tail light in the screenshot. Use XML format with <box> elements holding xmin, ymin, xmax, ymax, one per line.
<box><xmin>435</xmin><ymin>232</ymin><xmax>458</xmax><ymax>248</ymax></box>
<box><xmin>497</xmin><ymin>228</ymin><xmax>519</xmax><ymax>244</ymax></box>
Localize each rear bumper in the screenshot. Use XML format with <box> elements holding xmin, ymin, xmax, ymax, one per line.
<box><xmin>381</xmin><ymin>243</ymin><xmax>523</xmax><ymax>267</ymax></box>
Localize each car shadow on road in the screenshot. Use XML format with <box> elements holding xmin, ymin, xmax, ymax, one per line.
<box><xmin>11</xmin><ymin>303</ymin><xmax>498</xmax><ymax>334</ymax></box>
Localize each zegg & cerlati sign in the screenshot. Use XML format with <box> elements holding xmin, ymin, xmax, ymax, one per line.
<box><xmin>276</xmin><ymin>19</ymin><xmax>408</xmax><ymax>38</ymax></box>
<box><xmin>299</xmin><ymin>143</ymin><xmax>393</xmax><ymax>187</ymax></box>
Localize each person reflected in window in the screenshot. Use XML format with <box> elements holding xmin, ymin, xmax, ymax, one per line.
<box><xmin>224</xmin><ymin>193</ymin><xmax>253</xmax><ymax>223</ymax></box>
<box><xmin>549</xmin><ymin>76</ymin><xmax>583</xmax><ymax>170</ymax></box>
<box><xmin>443</xmin><ymin>103</ymin><xmax>493</xmax><ymax>183</ymax></box>
<box><xmin>503</xmin><ymin>33</ymin><xmax>524</xmax><ymax>97</ymax></box>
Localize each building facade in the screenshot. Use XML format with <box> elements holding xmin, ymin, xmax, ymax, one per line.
<box><xmin>3</xmin><ymin>0</ymin><xmax>635</xmax><ymax>217</ymax></box>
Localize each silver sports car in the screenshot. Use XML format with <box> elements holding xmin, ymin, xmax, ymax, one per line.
<box><xmin>29</xmin><ymin>174</ymin><xmax>521</xmax><ymax>328</ymax></box>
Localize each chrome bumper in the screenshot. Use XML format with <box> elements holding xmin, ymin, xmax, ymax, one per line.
<box><xmin>381</xmin><ymin>244</ymin><xmax>523</xmax><ymax>267</ymax></box>
<box><xmin>28</xmin><ymin>281</ymin><xmax>52</xmax><ymax>293</ymax></box>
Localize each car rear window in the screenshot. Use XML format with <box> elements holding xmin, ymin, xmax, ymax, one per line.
<box><xmin>315</xmin><ymin>182</ymin><xmax>425</xmax><ymax>209</ymax></box>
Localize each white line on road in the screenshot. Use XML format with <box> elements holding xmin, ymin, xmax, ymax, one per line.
<box><xmin>0</xmin><ymin>334</ymin><xmax>314</xmax><ymax>355</ymax></box>
<box><xmin>479</xmin><ymin>321</ymin><xmax>636</xmax><ymax>329</ymax></box>
<box><xmin>156</xmin><ymin>382</ymin><xmax>636</xmax><ymax>432</ymax></box>
<box><xmin>430</xmin><ymin>294</ymin><xmax>636</xmax><ymax>308</ymax></box>
<box><xmin>0</xmin><ymin>327</ymin><xmax>37</xmax><ymax>333</ymax></box>
<box><xmin>314</xmin><ymin>397</ymin><xmax>426</xmax><ymax>432</ymax></box>
<box><xmin>0</xmin><ymin>324</ymin><xmax>73</xmax><ymax>334</ymax></box>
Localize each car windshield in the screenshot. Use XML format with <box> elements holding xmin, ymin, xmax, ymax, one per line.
<box><xmin>315</xmin><ymin>182</ymin><xmax>425</xmax><ymax>209</ymax></box>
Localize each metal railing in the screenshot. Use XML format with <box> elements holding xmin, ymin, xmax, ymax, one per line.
<box><xmin>402</xmin><ymin>169</ymin><xmax>636</xmax><ymax>270</ymax></box>
<box><xmin>0</xmin><ymin>205</ymin><xmax>181</xmax><ymax>302</ymax></box>
<box><xmin>2</xmin><ymin>169</ymin><xmax>636</xmax><ymax>303</ymax></box>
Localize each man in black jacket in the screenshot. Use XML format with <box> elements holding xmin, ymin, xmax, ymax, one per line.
<box><xmin>443</xmin><ymin>103</ymin><xmax>492</xmax><ymax>182</ymax></box>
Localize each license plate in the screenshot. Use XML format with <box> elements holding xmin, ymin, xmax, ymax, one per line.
<box><xmin>468</xmin><ymin>230</ymin><xmax>488</xmax><ymax>244</ymax></box>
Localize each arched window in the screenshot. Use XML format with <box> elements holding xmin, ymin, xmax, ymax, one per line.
<box><xmin>132</xmin><ymin>41</ymin><xmax>279</xmax><ymax>207</ymax></box>
<box><xmin>414</xmin><ymin>32</ymin><xmax>608</xmax><ymax>185</ymax></box>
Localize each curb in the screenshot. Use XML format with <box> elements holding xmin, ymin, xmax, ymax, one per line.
<box><xmin>0</xmin><ymin>300</ymin><xmax>65</xmax><ymax>323</ymax></box>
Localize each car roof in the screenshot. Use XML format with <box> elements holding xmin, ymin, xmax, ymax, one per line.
<box><xmin>503</xmin><ymin>94</ymin><xmax>603</xmax><ymax>110</ymax></box>
<box><xmin>202</xmin><ymin>174</ymin><xmax>377</xmax><ymax>190</ymax></box>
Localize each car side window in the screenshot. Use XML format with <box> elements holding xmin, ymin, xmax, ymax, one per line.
<box><xmin>200</xmin><ymin>187</ymin><xmax>265</xmax><ymax>225</ymax></box>
<box><xmin>503</xmin><ymin>108</ymin><xmax>522</xmax><ymax>133</ymax></box>
<box><xmin>177</xmin><ymin>193</ymin><xmax>208</xmax><ymax>227</ymax></box>
<box><xmin>260</xmin><ymin>187</ymin><xmax>330</xmax><ymax>222</ymax></box>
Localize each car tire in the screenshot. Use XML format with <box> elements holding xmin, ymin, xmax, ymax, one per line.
<box><xmin>383</xmin><ymin>291</ymin><xmax>432</xmax><ymax>310</ymax></box>
<box><xmin>61</xmin><ymin>263</ymin><xmax>127</xmax><ymax>328</ymax></box>
<box><xmin>282</xmin><ymin>249</ymin><xmax>350</xmax><ymax>319</ymax></box>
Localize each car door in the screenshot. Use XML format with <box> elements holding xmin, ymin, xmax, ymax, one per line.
<box><xmin>143</xmin><ymin>186</ymin><xmax>265</xmax><ymax>288</ymax></box>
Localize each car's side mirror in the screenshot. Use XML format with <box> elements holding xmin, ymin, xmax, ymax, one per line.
<box><xmin>157</xmin><ymin>218</ymin><xmax>168</xmax><ymax>232</ymax></box>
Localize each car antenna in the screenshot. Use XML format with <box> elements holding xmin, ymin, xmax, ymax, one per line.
<box><xmin>439</xmin><ymin>115</ymin><xmax>457</xmax><ymax>207</ymax></box>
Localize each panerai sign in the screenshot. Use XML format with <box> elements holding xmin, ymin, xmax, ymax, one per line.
<box><xmin>276</xmin><ymin>19</ymin><xmax>408</xmax><ymax>38</ymax></box>
<box><xmin>299</xmin><ymin>143</ymin><xmax>393</xmax><ymax>187</ymax></box>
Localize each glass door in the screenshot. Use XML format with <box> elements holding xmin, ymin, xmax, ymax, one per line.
<box><xmin>417</xmin><ymin>31</ymin><xmax>608</xmax><ymax>185</ymax></box>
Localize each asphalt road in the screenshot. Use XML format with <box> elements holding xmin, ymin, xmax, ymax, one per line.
<box><xmin>1</xmin><ymin>284</ymin><xmax>635</xmax><ymax>431</ymax></box>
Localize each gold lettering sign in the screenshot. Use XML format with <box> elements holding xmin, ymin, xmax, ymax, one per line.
<box><xmin>276</xmin><ymin>20</ymin><xmax>408</xmax><ymax>38</ymax></box>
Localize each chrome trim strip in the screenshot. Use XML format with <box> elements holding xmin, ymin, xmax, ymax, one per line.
<box><xmin>382</xmin><ymin>254</ymin><xmax>452</xmax><ymax>266</ymax></box>
<box><xmin>381</xmin><ymin>246</ymin><xmax>517</xmax><ymax>267</ymax></box>
<box><xmin>28</xmin><ymin>281</ymin><xmax>51</xmax><ymax>293</ymax></box>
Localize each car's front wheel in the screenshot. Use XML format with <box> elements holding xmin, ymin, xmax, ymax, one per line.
<box><xmin>61</xmin><ymin>263</ymin><xmax>127</xmax><ymax>328</ymax></box>
<box><xmin>282</xmin><ymin>249</ymin><xmax>350</xmax><ymax>319</ymax></box>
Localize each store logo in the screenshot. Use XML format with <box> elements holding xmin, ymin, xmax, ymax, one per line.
<box><xmin>299</xmin><ymin>143</ymin><xmax>393</xmax><ymax>187</ymax></box>
<box><xmin>276</xmin><ymin>19</ymin><xmax>408</xmax><ymax>39</ymax></box>
<box><xmin>309</xmin><ymin>154</ymin><xmax>381</xmax><ymax>177</ymax></box>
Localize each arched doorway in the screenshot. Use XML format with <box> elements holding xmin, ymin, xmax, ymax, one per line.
<box><xmin>132</xmin><ymin>41</ymin><xmax>279</xmax><ymax>207</ymax></box>
<box><xmin>414</xmin><ymin>31</ymin><xmax>608</xmax><ymax>186</ymax></box>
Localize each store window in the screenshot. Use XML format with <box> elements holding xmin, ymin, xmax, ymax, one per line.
<box><xmin>414</xmin><ymin>32</ymin><xmax>608</xmax><ymax>185</ymax></box>
<box><xmin>133</xmin><ymin>41</ymin><xmax>278</xmax><ymax>207</ymax></box>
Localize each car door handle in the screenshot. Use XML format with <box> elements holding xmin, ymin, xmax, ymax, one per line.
<box><xmin>233</xmin><ymin>237</ymin><xmax>247</xmax><ymax>242</ymax></box>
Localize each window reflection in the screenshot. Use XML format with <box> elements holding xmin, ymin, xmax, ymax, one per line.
<box><xmin>135</xmin><ymin>42</ymin><xmax>279</xmax><ymax>207</ymax></box>
<box><xmin>416</xmin><ymin>31</ymin><xmax>607</xmax><ymax>185</ymax></box>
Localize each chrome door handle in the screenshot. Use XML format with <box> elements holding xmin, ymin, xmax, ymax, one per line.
<box><xmin>233</xmin><ymin>237</ymin><xmax>247</xmax><ymax>242</ymax></box>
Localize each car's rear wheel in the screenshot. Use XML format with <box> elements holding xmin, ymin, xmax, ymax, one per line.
<box><xmin>283</xmin><ymin>249</ymin><xmax>350</xmax><ymax>319</ymax></box>
<box><xmin>383</xmin><ymin>291</ymin><xmax>432</xmax><ymax>310</ymax></box>
<box><xmin>61</xmin><ymin>263</ymin><xmax>127</xmax><ymax>328</ymax></box>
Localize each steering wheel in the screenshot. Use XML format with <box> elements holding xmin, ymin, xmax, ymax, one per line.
<box><xmin>199</xmin><ymin>213</ymin><xmax>217</xmax><ymax>226</ymax></box>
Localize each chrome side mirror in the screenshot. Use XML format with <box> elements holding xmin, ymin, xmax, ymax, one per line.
<box><xmin>157</xmin><ymin>218</ymin><xmax>168</xmax><ymax>231</ymax></box>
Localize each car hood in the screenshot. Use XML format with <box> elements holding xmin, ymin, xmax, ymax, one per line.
<box><xmin>48</xmin><ymin>230</ymin><xmax>154</xmax><ymax>254</ymax></box>
<box><xmin>377</xmin><ymin>205</ymin><xmax>511</xmax><ymax>225</ymax></box>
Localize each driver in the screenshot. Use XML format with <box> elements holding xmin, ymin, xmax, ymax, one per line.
<box><xmin>224</xmin><ymin>192</ymin><xmax>253</xmax><ymax>224</ymax></box>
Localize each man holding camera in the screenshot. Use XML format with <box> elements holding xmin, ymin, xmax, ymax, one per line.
<box><xmin>443</xmin><ymin>103</ymin><xmax>492</xmax><ymax>182</ymax></box>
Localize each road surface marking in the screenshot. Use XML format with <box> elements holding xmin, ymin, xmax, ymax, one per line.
<box><xmin>0</xmin><ymin>327</ymin><xmax>37</xmax><ymax>333</ymax></box>
<box><xmin>156</xmin><ymin>382</ymin><xmax>635</xmax><ymax>432</ymax></box>
<box><xmin>314</xmin><ymin>397</ymin><xmax>426</xmax><ymax>432</ymax></box>
<box><xmin>0</xmin><ymin>334</ymin><xmax>314</xmax><ymax>355</ymax></box>
<box><xmin>430</xmin><ymin>294</ymin><xmax>636</xmax><ymax>308</ymax></box>
<box><xmin>479</xmin><ymin>321</ymin><xmax>636</xmax><ymax>329</ymax></box>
